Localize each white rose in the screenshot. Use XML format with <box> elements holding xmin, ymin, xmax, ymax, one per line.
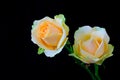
<box><xmin>72</xmin><ymin>26</ymin><xmax>114</xmax><ymax>65</ymax></box>
<box><xmin>31</xmin><ymin>14</ymin><xmax>69</xmax><ymax>57</ymax></box>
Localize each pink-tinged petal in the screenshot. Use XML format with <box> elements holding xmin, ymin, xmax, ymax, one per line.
<box><xmin>81</xmin><ymin>38</ymin><xmax>98</xmax><ymax>56</ymax></box>
<box><xmin>79</xmin><ymin>41</ymin><xmax>99</xmax><ymax>63</ymax></box>
<box><xmin>80</xmin><ymin>47</ymin><xmax>99</xmax><ymax>63</ymax></box>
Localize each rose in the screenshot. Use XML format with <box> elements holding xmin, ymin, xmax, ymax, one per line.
<box><xmin>31</xmin><ymin>14</ymin><xmax>69</xmax><ymax>57</ymax></box>
<box><xmin>72</xmin><ymin>26</ymin><xmax>114</xmax><ymax>65</ymax></box>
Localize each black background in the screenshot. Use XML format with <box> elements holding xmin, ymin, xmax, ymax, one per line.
<box><xmin>6</xmin><ymin>0</ymin><xmax>120</xmax><ymax>80</ymax></box>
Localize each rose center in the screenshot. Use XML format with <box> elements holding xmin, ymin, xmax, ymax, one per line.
<box><xmin>82</xmin><ymin>37</ymin><xmax>101</xmax><ymax>56</ymax></box>
<box><xmin>39</xmin><ymin>21</ymin><xmax>63</xmax><ymax>47</ymax></box>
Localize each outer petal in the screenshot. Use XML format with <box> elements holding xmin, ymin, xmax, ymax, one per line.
<box><xmin>44</xmin><ymin>38</ymin><xmax>68</xmax><ymax>57</ymax></box>
<box><xmin>32</xmin><ymin>20</ymin><xmax>39</xmax><ymax>29</ymax></box>
<box><xmin>74</xmin><ymin>26</ymin><xmax>92</xmax><ymax>42</ymax></box>
<box><xmin>54</xmin><ymin>14</ymin><xmax>69</xmax><ymax>49</ymax></box>
<box><xmin>73</xmin><ymin>40</ymin><xmax>99</xmax><ymax>64</ymax></box>
<box><xmin>57</xmin><ymin>25</ymin><xmax>67</xmax><ymax>49</ymax></box>
<box><xmin>54</xmin><ymin>14</ymin><xmax>69</xmax><ymax>35</ymax></box>
<box><xmin>92</xmin><ymin>27</ymin><xmax>110</xmax><ymax>43</ymax></box>
<box><xmin>54</xmin><ymin>14</ymin><xmax>65</xmax><ymax>24</ymax></box>
<box><xmin>96</xmin><ymin>44</ymin><xmax>114</xmax><ymax>65</ymax></box>
<box><xmin>73</xmin><ymin>42</ymin><xmax>80</xmax><ymax>57</ymax></box>
<box><xmin>73</xmin><ymin>45</ymin><xmax>99</xmax><ymax>64</ymax></box>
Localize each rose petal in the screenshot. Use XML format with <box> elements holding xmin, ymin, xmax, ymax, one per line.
<box><xmin>73</xmin><ymin>42</ymin><xmax>80</xmax><ymax>56</ymax></box>
<box><xmin>57</xmin><ymin>26</ymin><xmax>66</xmax><ymax>49</ymax></box>
<box><xmin>80</xmin><ymin>48</ymin><xmax>99</xmax><ymax>63</ymax></box>
<box><xmin>42</xmin><ymin>21</ymin><xmax>62</xmax><ymax>46</ymax></box>
<box><xmin>44</xmin><ymin>38</ymin><xmax>68</xmax><ymax>57</ymax></box>
<box><xmin>80</xmin><ymin>41</ymin><xmax>99</xmax><ymax>63</ymax></box>
<box><xmin>31</xmin><ymin>17</ymin><xmax>54</xmax><ymax>49</ymax></box>
<box><xmin>74</xmin><ymin>26</ymin><xmax>92</xmax><ymax>42</ymax></box>
<box><xmin>54</xmin><ymin>14</ymin><xmax>65</xmax><ymax>25</ymax></box>
<box><xmin>92</xmin><ymin>27</ymin><xmax>110</xmax><ymax>43</ymax></box>
<box><xmin>54</xmin><ymin>15</ymin><xmax>69</xmax><ymax>49</ymax></box>
<box><xmin>95</xmin><ymin>40</ymin><xmax>104</xmax><ymax>57</ymax></box>
<box><xmin>81</xmin><ymin>37</ymin><xmax>98</xmax><ymax>56</ymax></box>
<box><xmin>96</xmin><ymin>44</ymin><xmax>114</xmax><ymax>65</ymax></box>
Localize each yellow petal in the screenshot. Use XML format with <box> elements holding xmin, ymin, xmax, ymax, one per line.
<box><xmin>95</xmin><ymin>44</ymin><xmax>114</xmax><ymax>65</ymax></box>
<box><xmin>95</xmin><ymin>40</ymin><xmax>104</xmax><ymax>57</ymax></box>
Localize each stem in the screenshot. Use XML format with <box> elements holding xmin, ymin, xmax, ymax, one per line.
<box><xmin>81</xmin><ymin>63</ymin><xmax>97</xmax><ymax>80</ymax></box>
<box><xmin>65</xmin><ymin>45</ymin><xmax>72</xmax><ymax>53</ymax></box>
<box><xmin>94</xmin><ymin>64</ymin><xmax>101</xmax><ymax>80</ymax></box>
<box><xmin>65</xmin><ymin>40</ymin><xmax>73</xmax><ymax>53</ymax></box>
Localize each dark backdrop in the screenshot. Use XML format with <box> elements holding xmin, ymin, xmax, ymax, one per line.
<box><xmin>7</xmin><ymin>0</ymin><xmax>119</xmax><ymax>80</ymax></box>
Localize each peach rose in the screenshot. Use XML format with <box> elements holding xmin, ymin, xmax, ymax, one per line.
<box><xmin>72</xmin><ymin>26</ymin><xmax>114</xmax><ymax>65</ymax></box>
<box><xmin>31</xmin><ymin>14</ymin><xmax>69</xmax><ymax>57</ymax></box>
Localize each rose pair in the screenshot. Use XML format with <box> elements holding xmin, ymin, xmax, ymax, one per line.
<box><xmin>31</xmin><ymin>14</ymin><xmax>114</xmax><ymax>65</ymax></box>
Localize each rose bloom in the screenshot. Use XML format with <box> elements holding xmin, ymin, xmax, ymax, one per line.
<box><xmin>72</xmin><ymin>26</ymin><xmax>114</xmax><ymax>65</ymax></box>
<box><xmin>31</xmin><ymin>14</ymin><xmax>69</xmax><ymax>57</ymax></box>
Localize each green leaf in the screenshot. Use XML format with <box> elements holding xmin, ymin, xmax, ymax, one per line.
<box><xmin>37</xmin><ymin>47</ymin><xmax>45</xmax><ymax>55</ymax></box>
<box><xmin>65</xmin><ymin>40</ymin><xmax>73</xmax><ymax>53</ymax></box>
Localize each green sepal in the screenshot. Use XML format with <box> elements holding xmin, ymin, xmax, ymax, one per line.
<box><xmin>37</xmin><ymin>47</ymin><xmax>45</xmax><ymax>55</ymax></box>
